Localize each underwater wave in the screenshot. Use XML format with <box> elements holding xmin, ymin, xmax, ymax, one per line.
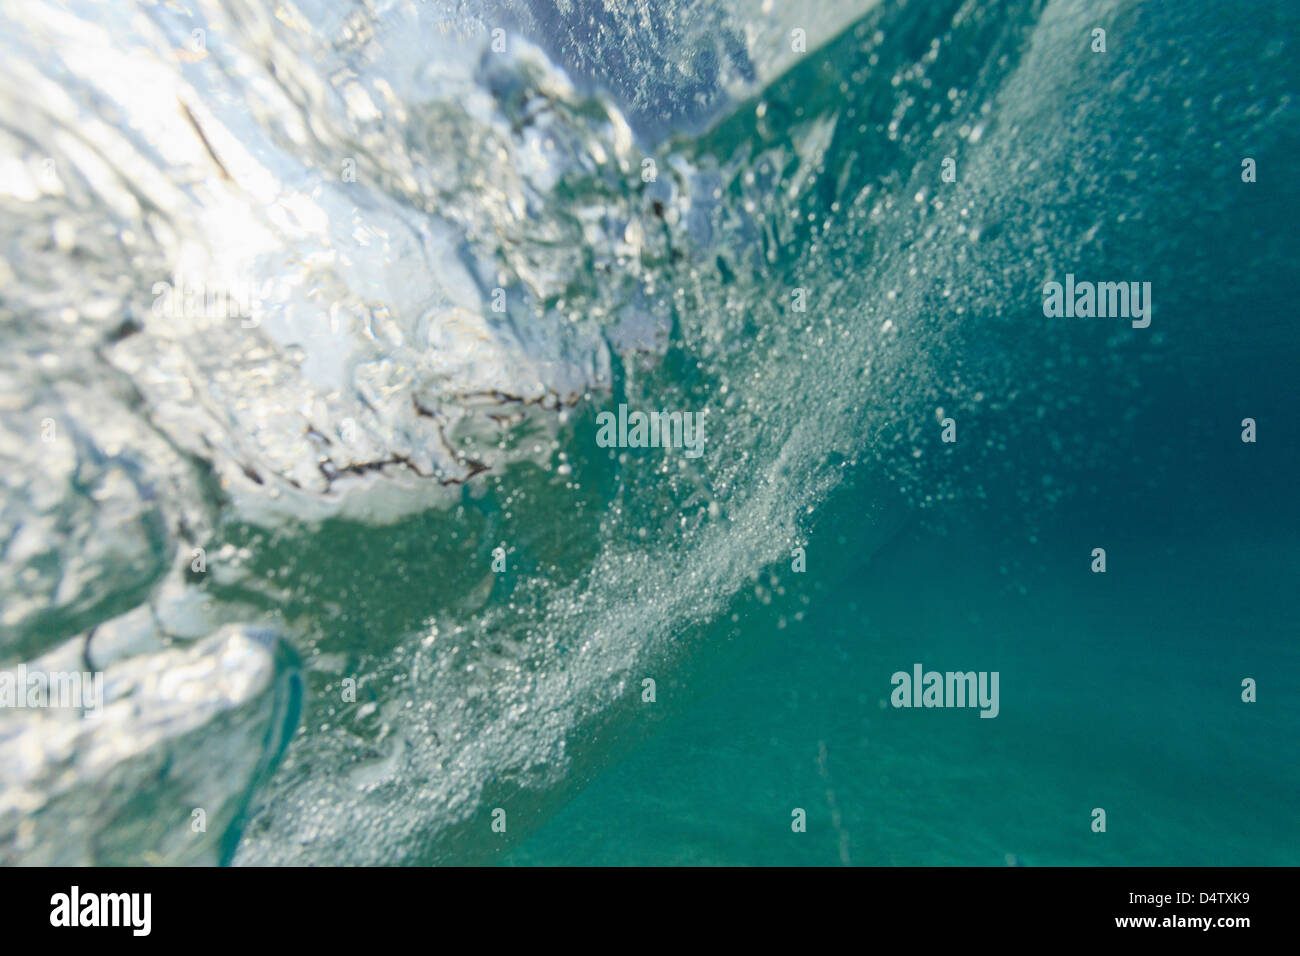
<box><xmin>0</xmin><ymin>0</ymin><xmax>1294</xmax><ymax>864</ymax></box>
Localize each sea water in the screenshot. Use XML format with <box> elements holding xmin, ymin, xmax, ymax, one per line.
<box><xmin>0</xmin><ymin>0</ymin><xmax>1296</xmax><ymax>865</ymax></box>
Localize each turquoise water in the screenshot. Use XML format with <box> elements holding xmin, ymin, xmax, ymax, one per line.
<box><xmin>504</xmin><ymin>0</ymin><xmax>1300</xmax><ymax>866</ymax></box>
<box><xmin>507</xmin><ymin>517</ymin><xmax>1300</xmax><ymax>865</ymax></box>
<box><xmin>2</xmin><ymin>0</ymin><xmax>1297</xmax><ymax>865</ymax></box>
